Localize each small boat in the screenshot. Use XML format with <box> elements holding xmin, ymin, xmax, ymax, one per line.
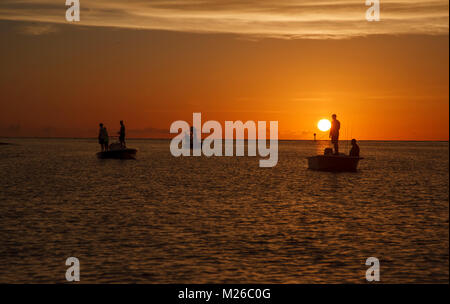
<box><xmin>307</xmin><ymin>154</ymin><xmax>363</xmax><ymax>172</ymax></box>
<box><xmin>96</xmin><ymin>148</ymin><xmax>137</xmax><ymax>159</ymax></box>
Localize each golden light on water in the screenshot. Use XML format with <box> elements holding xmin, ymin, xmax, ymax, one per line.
<box><xmin>318</xmin><ymin>119</ymin><xmax>331</xmax><ymax>132</ymax></box>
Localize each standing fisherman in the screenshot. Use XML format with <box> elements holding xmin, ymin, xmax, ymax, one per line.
<box><xmin>119</xmin><ymin>120</ymin><xmax>126</xmax><ymax>148</ymax></box>
<box><xmin>98</xmin><ymin>123</ymin><xmax>109</xmax><ymax>152</ymax></box>
<box><xmin>329</xmin><ymin>114</ymin><xmax>340</xmax><ymax>155</ymax></box>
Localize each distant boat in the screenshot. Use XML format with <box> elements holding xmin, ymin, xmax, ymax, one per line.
<box><xmin>96</xmin><ymin>147</ymin><xmax>137</xmax><ymax>159</ymax></box>
<box><xmin>307</xmin><ymin>154</ymin><xmax>363</xmax><ymax>172</ymax></box>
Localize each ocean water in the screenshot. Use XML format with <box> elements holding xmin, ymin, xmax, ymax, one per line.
<box><xmin>0</xmin><ymin>138</ymin><xmax>448</xmax><ymax>283</ymax></box>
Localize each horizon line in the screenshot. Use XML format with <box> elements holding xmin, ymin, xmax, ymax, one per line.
<box><xmin>1</xmin><ymin>136</ymin><xmax>448</xmax><ymax>142</ymax></box>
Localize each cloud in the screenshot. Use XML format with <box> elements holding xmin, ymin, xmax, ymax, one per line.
<box><xmin>19</xmin><ymin>24</ymin><xmax>58</xmax><ymax>35</ymax></box>
<box><xmin>0</xmin><ymin>0</ymin><xmax>448</xmax><ymax>39</ymax></box>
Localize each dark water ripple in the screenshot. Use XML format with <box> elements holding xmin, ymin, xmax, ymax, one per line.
<box><xmin>0</xmin><ymin>139</ymin><xmax>448</xmax><ymax>283</ymax></box>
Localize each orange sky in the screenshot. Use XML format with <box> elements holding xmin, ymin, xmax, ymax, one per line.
<box><xmin>0</xmin><ymin>1</ymin><xmax>448</xmax><ymax>140</ymax></box>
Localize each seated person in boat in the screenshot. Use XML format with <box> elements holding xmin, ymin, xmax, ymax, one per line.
<box><xmin>349</xmin><ymin>139</ymin><xmax>360</xmax><ymax>157</ymax></box>
<box><xmin>329</xmin><ymin>114</ymin><xmax>340</xmax><ymax>155</ymax></box>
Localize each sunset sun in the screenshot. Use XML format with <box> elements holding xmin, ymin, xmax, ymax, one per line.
<box><xmin>318</xmin><ymin>119</ymin><xmax>331</xmax><ymax>132</ymax></box>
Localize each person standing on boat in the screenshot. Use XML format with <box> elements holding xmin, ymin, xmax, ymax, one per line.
<box><xmin>98</xmin><ymin>123</ymin><xmax>109</xmax><ymax>152</ymax></box>
<box><xmin>119</xmin><ymin>120</ymin><xmax>126</xmax><ymax>148</ymax></box>
<box><xmin>103</xmin><ymin>127</ymin><xmax>109</xmax><ymax>151</ymax></box>
<box><xmin>329</xmin><ymin>114</ymin><xmax>340</xmax><ymax>155</ymax></box>
<box><xmin>98</xmin><ymin>123</ymin><xmax>105</xmax><ymax>152</ymax></box>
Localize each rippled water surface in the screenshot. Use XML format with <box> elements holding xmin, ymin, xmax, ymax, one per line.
<box><xmin>0</xmin><ymin>139</ymin><xmax>448</xmax><ymax>283</ymax></box>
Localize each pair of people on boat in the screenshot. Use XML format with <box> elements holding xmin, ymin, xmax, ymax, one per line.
<box><xmin>98</xmin><ymin>121</ymin><xmax>126</xmax><ymax>152</ymax></box>
<box><xmin>329</xmin><ymin>114</ymin><xmax>360</xmax><ymax>157</ymax></box>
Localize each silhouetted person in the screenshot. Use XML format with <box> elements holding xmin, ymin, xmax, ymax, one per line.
<box><xmin>349</xmin><ymin>138</ymin><xmax>360</xmax><ymax>157</ymax></box>
<box><xmin>329</xmin><ymin>114</ymin><xmax>340</xmax><ymax>155</ymax></box>
<box><xmin>98</xmin><ymin>123</ymin><xmax>107</xmax><ymax>152</ymax></box>
<box><xmin>103</xmin><ymin>127</ymin><xmax>109</xmax><ymax>151</ymax></box>
<box><xmin>98</xmin><ymin>123</ymin><xmax>103</xmax><ymax>151</ymax></box>
<box><xmin>118</xmin><ymin>120</ymin><xmax>126</xmax><ymax>148</ymax></box>
<box><xmin>98</xmin><ymin>124</ymin><xmax>109</xmax><ymax>152</ymax></box>
<box><xmin>189</xmin><ymin>126</ymin><xmax>195</xmax><ymax>149</ymax></box>
<box><xmin>189</xmin><ymin>126</ymin><xmax>201</xmax><ymax>149</ymax></box>
<box><xmin>314</xmin><ymin>133</ymin><xmax>316</xmax><ymax>141</ymax></box>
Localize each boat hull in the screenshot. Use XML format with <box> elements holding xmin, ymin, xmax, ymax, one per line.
<box><xmin>96</xmin><ymin>148</ymin><xmax>137</xmax><ymax>160</ymax></box>
<box><xmin>307</xmin><ymin>155</ymin><xmax>362</xmax><ymax>172</ymax></box>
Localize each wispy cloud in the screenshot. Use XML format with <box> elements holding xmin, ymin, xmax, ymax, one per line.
<box><xmin>19</xmin><ymin>24</ymin><xmax>58</xmax><ymax>35</ymax></box>
<box><xmin>0</xmin><ymin>0</ymin><xmax>448</xmax><ymax>38</ymax></box>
